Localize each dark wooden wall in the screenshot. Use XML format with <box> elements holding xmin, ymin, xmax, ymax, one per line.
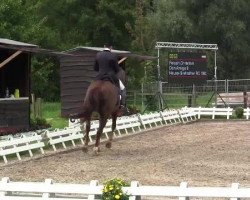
<box><xmin>0</xmin><ymin>98</ymin><xmax>29</xmax><ymax>129</ymax></box>
<box><xmin>60</xmin><ymin>51</ymin><xmax>97</xmax><ymax>117</ymax></box>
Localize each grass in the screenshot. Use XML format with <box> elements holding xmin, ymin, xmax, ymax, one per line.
<box><xmin>129</xmin><ymin>92</ymin><xmax>217</xmax><ymax>112</ymax></box>
<box><xmin>39</xmin><ymin>93</ymin><xmax>219</xmax><ymax>129</ymax></box>
<box><xmin>42</xmin><ymin>102</ymin><xmax>68</xmax><ymax>129</ymax></box>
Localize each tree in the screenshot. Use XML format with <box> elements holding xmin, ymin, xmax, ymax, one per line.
<box><xmin>193</xmin><ymin>0</ymin><xmax>250</xmax><ymax>79</ymax></box>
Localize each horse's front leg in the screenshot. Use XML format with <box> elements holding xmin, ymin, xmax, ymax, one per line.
<box><xmin>94</xmin><ymin>116</ymin><xmax>107</xmax><ymax>154</ymax></box>
<box><xmin>106</xmin><ymin>114</ymin><xmax>117</xmax><ymax>149</ymax></box>
<box><xmin>82</xmin><ymin>118</ymin><xmax>90</xmax><ymax>152</ymax></box>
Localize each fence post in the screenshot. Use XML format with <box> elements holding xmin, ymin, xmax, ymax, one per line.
<box><xmin>188</xmin><ymin>95</ymin><xmax>192</xmax><ymax>107</ymax></box>
<box><xmin>0</xmin><ymin>177</ymin><xmax>11</xmax><ymax>197</ymax></box>
<box><xmin>179</xmin><ymin>182</ymin><xmax>189</xmax><ymax>200</ymax></box>
<box><xmin>31</xmin><ymin>93</ymin><xmax>35</xmax><ymax>119</ymax></box>
<box><xmin>35</xmin><ymin>98</ymin><xmax>42</xmax><ymax>118</ymax></box>
<box><xmin>88</xmin><ymin>180</ymin><xmax>99</xmax><ymax>200</ymax></box>
<box><xmin>192</xmin><ymin>84</ymin><xmax>196</xmax><ymax>107</ymax></box>
<box><xmin>129</xmin><ymin>181</ymin><xmax>140</xmax><ymax>200</ymax></box>
<box><xmin>226</xmin><ymin>79</ymin><xmax>229</xmax><ymax>93</ymax></box>
<box><xmin>133</xmin><ymin>91</ymin><xmax>136</xmax><ymax>106</ymax></box>
<box><xmin>42</xmin><ymin>179</ymin><xmax>54</xmax><ymax>198</ymax></box>
<box><xmin>243</xmin><ymin>91</ymin><xmax>248</xmax><ymax>108</ymax></box>
<box><xmin>247</xmin><ymin>108</ymin><xmax>250</xmax><ymax>120</ymax></box>
<box><xmin>230</xmin><ymin>183</ymin><xmax>240</xmax><ymax>200</ymax></box>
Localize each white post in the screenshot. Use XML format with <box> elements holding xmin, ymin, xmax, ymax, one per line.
<box><xmin>42</xmin><ymin>179</ymin><xmax>54</xmax><ymax>198</ymax></box>
<box><xmin>227</xmin><ymin>107</ymin><xmax>230</xmax><ymax>119</ymax></box>
<box><xmin>0</xmin><ymin>177</ymin><xmax>10</xmax><ymax>197</ymax></box>
<box><xmin>129</xmin><ymin>181</ymin><xmax>140</xmax><ymax>200</ymax></box>
<box><xmin>198</xmin><ymin>106</ymin><xmax>201</xmax><ymax>119</ymax></box>
<box><xmin>230</xmin><ymin>183</ymin><xmax>240</xmax><ymax>200</ymax></box>
<box><xmin>88</xmin><ymin>180</ymin><xmax>99</xmax><ymax>200</ymax></box>
<box><xmin>212</xmin><ymin>107</ymin><xmax>216</xmax><ymax>119</ymax></box>
<box><xmin>179</xmin><ymin>182</ymin><xmax>189</xmax><ymax>200</ymax></box>
<box><xmin>247</xmin><ymin>107</ymin><xmax>250</xmax><ymax>120</ymax></box>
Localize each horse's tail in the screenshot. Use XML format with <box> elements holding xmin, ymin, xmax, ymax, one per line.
<box><xmin>69</xmin><ymin>110</ymin><xmax>88</xmax><ymax>123</ymax></box>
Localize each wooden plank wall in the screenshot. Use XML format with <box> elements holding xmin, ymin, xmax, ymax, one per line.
<box><xmin>60</xmin><ymin>52</ymin><xmax>97</xmax><ymax>117</ymax></box>
<box><xmin>0</xmin><ymin>99</ymin><xmax>29</xmax><ymax>128</ymax></box>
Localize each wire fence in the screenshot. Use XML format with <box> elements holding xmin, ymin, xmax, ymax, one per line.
<box><xmin>127</xmin><ymin>79</ymin><xmax>250</xmax><ymax>112</ymax></box>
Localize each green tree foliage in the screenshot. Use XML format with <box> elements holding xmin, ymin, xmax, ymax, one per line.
<box><xmin>1</xmin><ymin>0</ymin><xmax>250</xmax><ymax>100</ymax></box>
<box><xmin>193</xmin><ymin>0</ymin><xmax>250</xmax><ymax>79</ymax></box>
<box><xmin>144</xmin><ymin>0</ymin><xmax>250</xmax><ymax>79</ymax></box>
<box><xmin>0</xmin><ymin>0</ymin><xmax>29</xmax><ymax>39</ymax></box>
<box><xmin>33</xmin><ymin>0</ymin><xmax>135</xmax><ymax>49</ymax></box>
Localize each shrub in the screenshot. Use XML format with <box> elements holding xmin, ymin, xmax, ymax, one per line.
<box><xmin>102</xmin><ymin>178</ymin><xmax>129</xmax><ymax>200</ymax></box>
<box><xmin>30</xmin><ymin>117</ymin><xmax>51</xmax><ymax>130</ymax></box>
<box><xmin>145</xmin><ymin>95</ymin><xmax>158</xmax><ymax>111</ymax></box>
<box><xmin>235</xmin><ymin>107</ymin><xmax>244</xmax><ymax>118</ymax></box>
<box><xmin>127</xmin><ymin>106</ymin><xmax>140</xmax><ymax>115</ymax></box>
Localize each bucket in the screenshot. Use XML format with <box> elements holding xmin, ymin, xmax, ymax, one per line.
<box><xmin>14</xmin><ymin>89</ymin><xmax>20</xmax><ymax>98</ymax></box>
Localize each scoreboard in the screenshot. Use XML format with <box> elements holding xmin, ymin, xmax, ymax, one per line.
<box><xmin>168</xmin><ymin>52</ymin><xmax>208</xmax><ymax>84</ymax></box>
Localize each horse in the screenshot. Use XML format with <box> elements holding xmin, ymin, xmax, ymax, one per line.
<box><xmin>69</xmin><ymin>71</ymin><xmax>125</xmax><ymax>154</ymax></box>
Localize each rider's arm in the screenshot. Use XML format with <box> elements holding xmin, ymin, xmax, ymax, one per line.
<box><xmin>94</xmin><ymin>59</ymin><xmax>99</xmax><ymax>71</ymax></box>
<box><xmin>110</xmin><ymin>55</ymin><xmax>120</xmax><ymax>73</ymax></box>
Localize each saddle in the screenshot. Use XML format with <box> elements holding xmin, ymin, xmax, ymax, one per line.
<box><xmin>94</xmin><ymin>73</ymin><xmax>123</xmax><ymax>107</ymax></box>
<box><xmin>95</xmin><ymin>73</ymin><xmax>120</xmax><ymax>89</ymax></box>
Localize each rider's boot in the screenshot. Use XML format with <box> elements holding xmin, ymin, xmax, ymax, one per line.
<box><xmin>120</xmin><ymin>88</ymin><xmax>129</xmax><ymax>114</ymax></box>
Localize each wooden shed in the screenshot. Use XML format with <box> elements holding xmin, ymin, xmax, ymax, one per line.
<box><xmin>60</xmin><ymin>47</ymin><xmax>155</xmax><ymax>117</ymax></box>
<box><xmin>0</xmin><ymin>38</ymin><xmax>67</xmax><ymax>134</ymax></box>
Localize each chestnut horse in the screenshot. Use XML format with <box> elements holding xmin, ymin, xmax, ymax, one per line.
<box><xmin>70</xmin><ymin>72</ymin><xmax>125</xmax><ymax>154</ymax></box>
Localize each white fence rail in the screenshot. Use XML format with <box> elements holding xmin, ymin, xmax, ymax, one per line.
<box><xmin>0</xmin><ymin>133</ymin><xmax>45</xmax><ymax>164</ymax></box>
<box><xmin>45</xmin><ymin>126</ymin><xmax>84</xmax><ymax>151</ymax></box>
<box><xmin>191</xmin><ymin>106</ymin><xmax>233</xmax><ymax>119</ymax></box>
<box><xmin>0</xmin><ymin>177</ymin><xmax>250</xmax><ymax>200</ymax></box>
<box><xmin>2</xmin><ymin>106</ymin><xmax>248</xmax><ymax>164</ymax></box>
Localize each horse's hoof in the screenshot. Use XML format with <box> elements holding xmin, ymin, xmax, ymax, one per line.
<box><xmin>82</xmin><ymin>146</ymin><xmax>88</xmax><ymax>153</ymax></box>
<box><xmin>93</xmin><ymin>146</ymin><xmax>100</xmax><ymax>155</ymax></box>
<box><xmin>105</xmin><ymin>142</ymin><xmax>112</xmax><ymax>149</ymax></box>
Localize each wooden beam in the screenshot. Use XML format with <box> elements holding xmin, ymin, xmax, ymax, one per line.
<box><xmin>0</xmin><ymin>50</ymin><xmax>22</xmax><ymax>69</ymax></box>
<box><xmin>118</xmin><ymin>57</ymin><xmax>127</xmax><ymax>64</ymax></box>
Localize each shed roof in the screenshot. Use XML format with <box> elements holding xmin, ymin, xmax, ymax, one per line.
<box><xmin>0</xmin><ymin>38</ymin><xmax>71</xmax><ymax>56</ymax></box>
<box><xmin>66</xmin><ymin>46</ymin><xmax>131</xmax><ymax>54</ymax></box>
<box><xmin>0</xmin><ymin>38</ymin><xmax>38</xmax><ymax>47</ymax></box>
<box><xmin>66</xmin><ymin>46</ymin><xmax>157</xmax><ymax>61</ymax></box>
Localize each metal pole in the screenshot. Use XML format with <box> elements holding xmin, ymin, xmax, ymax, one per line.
<box><xmin>157</xmin><ymin>48</ymin><xmax>160</xmax><ymax>81</ymax></box>
<box><xmin>157</xmin><ymin>48</ymin><xmax>163</xmax><ymax>110</ymax></box>
<box><xmin>214</xmin><ymin>50</ymin><xmax>218</xmax><ymax>107</ymax></box>
<box><xmin>141</xmin><ymin>82</ymin><xmax>144</xmax><ymax>110</ymax></box>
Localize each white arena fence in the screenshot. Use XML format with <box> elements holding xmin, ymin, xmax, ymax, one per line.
<box><xmin>189</xmin><ymin>106</ymin><xmax>233</xmax><ymax>119</ymax></box>
<box><xmin>0</xmin><ymin>177</ymin><xmax>250</xmax><ymax>200</ymax></box>
<box><xmin>1</xmin><ymin>107</ymin><xmax>249</xmax><ymax>164</ymax></box>
<box><xmin>0</xmin><ymin>132</ymin><xmax>45</xmax><ymax>164</ymax></box>
<box><xmin>244</xmin><ymin>107</ymin><xmax>250</xmax><ymax>119</ymax></box>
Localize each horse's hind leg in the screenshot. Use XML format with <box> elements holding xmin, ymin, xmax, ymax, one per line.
<box><xmin>82</xmin><ymin>118</ymin><xmax>90</xmax><ymax>152</ymax></box>
<box><xmin>106</xmin><ymin>114</ymin><xmax>117</xmax><ymax>149</ymax></box>
<box><xmin>94</xmin><ymin>116</ymin><xmax>107</xmax><ymax>154</ymax></box>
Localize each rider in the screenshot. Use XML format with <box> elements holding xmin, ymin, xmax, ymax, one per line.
<box><xmin>93</xmin><ymin>42</ymin><xmax>127</xmax><ymax>111</ymax></box>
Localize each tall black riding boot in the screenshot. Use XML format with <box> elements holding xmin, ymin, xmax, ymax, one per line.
<box><xmin>120</xmin><ymin>88</ymin><xmax>126</xmax><ymax>107</ymax></box>
<box><xmin>120</xmin><ymin>88</ymin><xmax>129</xmax><ymax>114</ymax></box>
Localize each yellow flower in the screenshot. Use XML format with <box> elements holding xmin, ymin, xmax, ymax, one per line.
<box><xmin>109</xmin><ymin>186</ymin><xmax>113</xmax><ymax>191</ymax></box>
<box><xmin>115</xmin><ymin>195</ymin><xmax>120</xmax><ymax>199</ymax></box>
<box><xmin>104</xmin><ymin>187</ymin><xmax>108</xmax><ymax>193</ymax></box>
